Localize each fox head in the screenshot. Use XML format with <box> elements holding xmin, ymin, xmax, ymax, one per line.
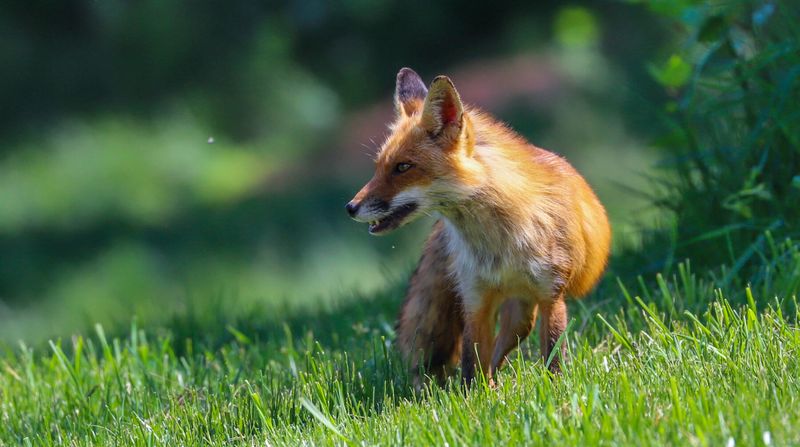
<box><xmin>346</xmin><ymin>68</ymin><xmax>481</xmax><ymax>235</ymax></box>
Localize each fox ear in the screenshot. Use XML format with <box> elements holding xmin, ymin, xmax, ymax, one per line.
<box><xmin>395</xmin><ymin>68</ymin><xmax>428</xmax><ymax>117</ymax></box>
<box><xmin>421</xmin><ymin>75</ymin><xmax>463</xmax><ymax>139</ymax></box>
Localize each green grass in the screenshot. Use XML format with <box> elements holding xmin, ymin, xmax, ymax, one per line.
<box><xmin>2</xmin><ymin>239</ymin><xmax>799</xmax><ymax>446</ymax></box>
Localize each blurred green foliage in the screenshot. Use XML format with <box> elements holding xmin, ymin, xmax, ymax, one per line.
<box><xmin>633</xmin><ymin>0</ymin><xmax>800</xmax><ymax>278</ymax></box>
<box><xmin>0</xmin><ymin>116</ymin><xmax>273</xmax><ymax>230</ymax></box>
<box><xmin>554</xmin><ymin>7</ymin><xmax>599</xmax><ymax>49</ymax></box>
<box><xmin>0</xmin><ymin>1</ymin><xmax>672</xmax><ymax>342</ymax></box>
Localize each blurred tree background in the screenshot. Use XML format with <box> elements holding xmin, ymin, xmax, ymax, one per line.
<box><xmin>0</xmin><ymin>0</ymin><xmax>672</xmax><ymax>341</ymax></box>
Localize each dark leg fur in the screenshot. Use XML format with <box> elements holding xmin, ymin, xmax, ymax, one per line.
<box><xmin>395</xmin><ymin>220</ymin><xmax>464</xmax><ymax>387</ymax></box>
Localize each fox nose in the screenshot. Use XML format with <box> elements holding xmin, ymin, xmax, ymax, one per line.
<box><xmin>345</xmin><ymin>201</ymin><xmax>360</xmax><ymax>217</ymax></box>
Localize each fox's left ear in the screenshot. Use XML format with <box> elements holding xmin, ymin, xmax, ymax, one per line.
<box><xmin>395</xmin><ymin>68</ymin><xmax>428</xmax><ymax>117</ymax></box>
<box><xmin>421</xmin><ymin>76</ymin><xmax>464</xmax><ymax>140</ymax></box>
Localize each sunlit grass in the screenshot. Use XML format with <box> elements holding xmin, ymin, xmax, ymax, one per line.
<box><xmin>1</xmin><ymin>242</ymin><xmax>798</xmax><ymax>445</ymax></box>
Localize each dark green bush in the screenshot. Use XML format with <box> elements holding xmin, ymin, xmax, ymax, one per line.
<box><xmin>633</xmin><ymin>0</ymin><xmax>800</xmax><ymax>280</ymax></box>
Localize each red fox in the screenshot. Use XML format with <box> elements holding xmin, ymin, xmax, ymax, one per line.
<box><xmin>346</xmin><ymin>68</ymin><xmax>611</xmax><ymax>387</ymax></box>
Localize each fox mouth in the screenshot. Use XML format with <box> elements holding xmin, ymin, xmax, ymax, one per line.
<box><xmin>368</xmin><ymin>203</ymin><xmax>418</xmax><ymax>235</ymax></box>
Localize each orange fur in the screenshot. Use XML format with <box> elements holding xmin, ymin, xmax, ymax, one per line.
<box><xmin>347</xmin><ymin>69</ymin><xmax>611</xmax><ymax>387</ymax></box>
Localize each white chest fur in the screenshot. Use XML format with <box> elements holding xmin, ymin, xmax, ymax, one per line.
<box><xmin>441</xmin><ymin>218</ymin><xmax>556</xmax><ymax>313</ymax></box>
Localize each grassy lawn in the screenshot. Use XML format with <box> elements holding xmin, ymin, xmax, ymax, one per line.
<box><xmin>2</xmin><ymin>249</ymin><xmax>799</xmax><ymax>446</ymax></box>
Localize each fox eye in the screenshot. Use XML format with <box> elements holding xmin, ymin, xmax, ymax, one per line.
<box><xmin>395</xmin><ymin>162</ymin><xmax>413</xmax><ymax>173</ymax></box>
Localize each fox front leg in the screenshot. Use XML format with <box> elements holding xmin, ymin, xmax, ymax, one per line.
<box><xmin>538</xmin><ymin>297</ymin><xmax>568</xmax><ymax>373</ymax></box>
<box><xmin>460</xmin><ymin>298</ymin><xmax>498</xmax><ymax>388</ymax></box>
<box><xmin>489</xmin><ymin>299</ymin><xmax>537</xmax><ymax>379</ymax></box>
